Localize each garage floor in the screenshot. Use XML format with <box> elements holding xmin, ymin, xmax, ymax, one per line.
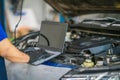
<box><xmin>5</xmin><ymin>60</ymin><xmax>71</xmax><ymax>80</ymax></box>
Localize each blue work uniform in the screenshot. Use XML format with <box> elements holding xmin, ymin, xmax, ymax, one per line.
<box><xmin>0</xmin><ymin>23</ymin><xmax>8</xmax><ymax>80</ymax></box>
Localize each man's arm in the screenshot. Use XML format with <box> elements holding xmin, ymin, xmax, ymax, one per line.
<box><xmin>0</xmin><ymin>38</ymin><xmax>30</xmax><ymax>63</ymax></box>
<box><xmin>0</xmin><ymin>24</ymin><xmax>30</xmax><ymax>63</ymax></box>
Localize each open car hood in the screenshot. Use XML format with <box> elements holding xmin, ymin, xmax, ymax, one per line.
<box><xmin>45</xmin><ymin>0</ymin><xmax>120</xmax><ymax>37</ymax></box>
<box><xmin>45</xmin><ymin>0</ymin><xmax>120</xmax><ymax>17</ymax></box>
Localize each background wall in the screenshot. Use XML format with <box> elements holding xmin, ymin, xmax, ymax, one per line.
<box><xmin>23</xmin><ymin>0</ymin><xmax>56</xmax><ymax>23</ymax></box>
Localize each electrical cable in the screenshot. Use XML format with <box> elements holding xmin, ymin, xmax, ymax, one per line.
<box><xmin>14</xmin><ymin>0</ymin><xmax>24</xmax><ymax>44</ymax></box>
<box><xmin>12</xmin><ymin>31</ymin><xmax>50</xmax><ymax>49</ymax></box>
<box><xmin>12</xmin><ymin>0</ymin><xmax>50</xmax><ymax>47</ymax></box>
<box><xmin>40</xmin><ymin>33</ymin><xmax>50</xmax><ymax>46</ymax></box>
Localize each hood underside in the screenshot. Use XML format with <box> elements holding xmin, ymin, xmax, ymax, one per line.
<box><xmin>45</xmin><ymin>0</ymin><xmax>120</xmax><ymax>17</ymax></box>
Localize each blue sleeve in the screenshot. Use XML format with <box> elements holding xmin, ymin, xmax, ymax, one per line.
<box><xmin>0</xmin><ymin>24</ymin><xmax>8</xmax><ymax>80</ymax></box>
<box><xmin>0</xmin><ymin>23</ymin><xmax>7</xmax><ymax>41</ymax></box>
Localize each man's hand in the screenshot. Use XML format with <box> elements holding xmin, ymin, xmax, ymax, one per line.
<box><xmin>22</xmin><ymin>47</ymin><xmax>46</xmax><ymax>65</ymax></box>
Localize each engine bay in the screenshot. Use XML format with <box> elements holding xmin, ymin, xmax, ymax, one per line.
<box><xmin>58</xmin><ymin>18</ymin><xmax>120</xmax><ymax>80</ymax></box>
<box><xmin>52</xmin><ymin>32</ymin><xmax>120</xmax><ymax>68</ymax></box>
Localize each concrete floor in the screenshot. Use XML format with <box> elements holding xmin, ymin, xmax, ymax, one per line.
<box><xmin>5</xmin><ymin>60</ymin><xmax>71</xmax><ymax>80</ymax></box>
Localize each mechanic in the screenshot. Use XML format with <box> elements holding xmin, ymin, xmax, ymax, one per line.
<box><xmin>0</xmin><ymin>23</ymin><xmax>30</xmax><ymax>80</ymax></box>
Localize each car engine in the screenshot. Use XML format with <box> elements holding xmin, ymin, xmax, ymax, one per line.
<box><xmin>58</xmin><ymin>18</ymin><xmax>120</xmax><ymax>80</ymax></box>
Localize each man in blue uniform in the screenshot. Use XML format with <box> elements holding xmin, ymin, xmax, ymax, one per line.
<box><xmin>0</xmin><ymin>23</ymin><xmax>30</xmax><ymax>80</ymax></box>
<box><xmin>0</xmin><ymin>0</ymin><xmax>47</xmax><ymax>79</ymax></box>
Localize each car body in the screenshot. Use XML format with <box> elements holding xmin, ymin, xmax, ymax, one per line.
<box><xmin>44</xmin><ymin>0</ymin><xmax>120</xmax><ymax>80</ymax></box>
